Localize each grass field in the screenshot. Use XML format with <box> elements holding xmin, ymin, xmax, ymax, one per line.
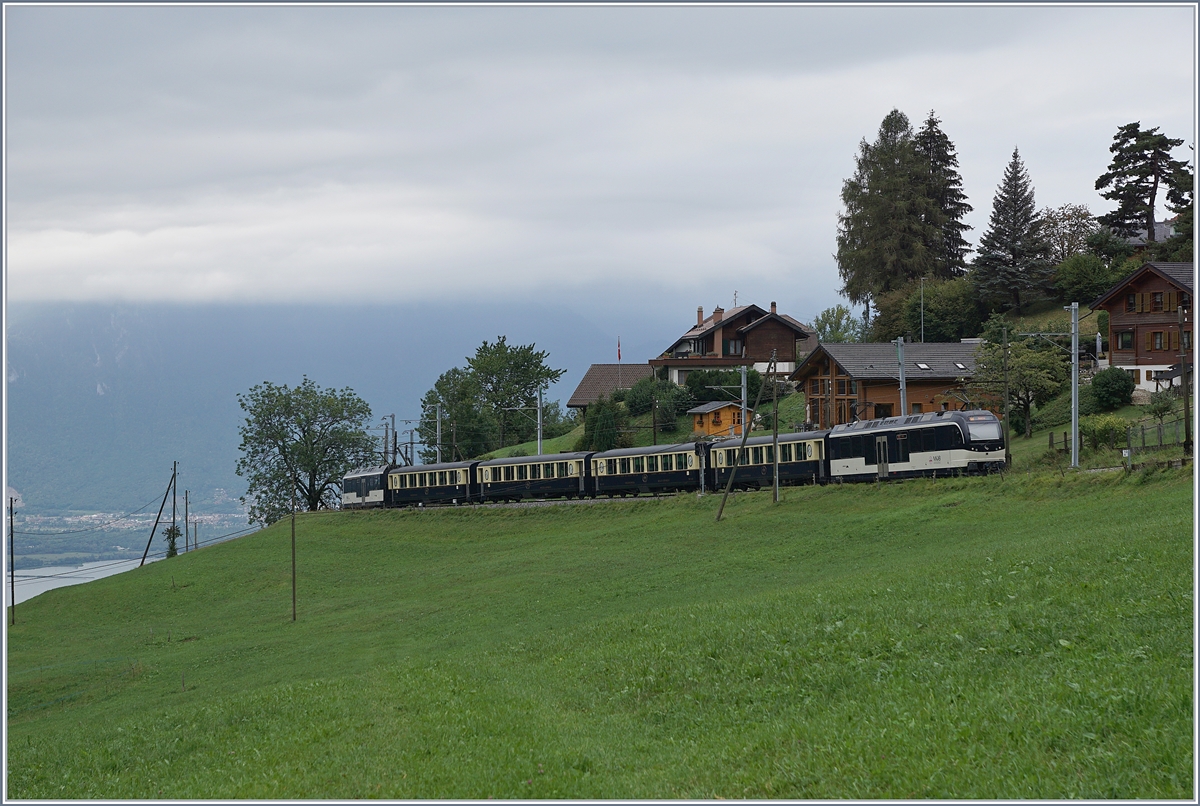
<box><xmin>6</xmin><ymin>467</ymin><xmax>1194</xmax><ymax>798</ymax></box>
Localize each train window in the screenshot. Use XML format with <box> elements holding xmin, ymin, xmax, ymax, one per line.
<box><xmin>765</xmin><ymin>446</ymin><xmax>774</xmax><ymax>464</ymax></box>
<box><xmin>633</xmin><ymin>457</ymin><xmax>645</xmax><ymax>473</ymax></box>
<box><xmin>503</xmin><ymin>466</ymin><xmax>515</xmax><ymax>481</ymax></box>
<box><xmin>751</xmin><ymin>447</ymin><xmax>763</xmax><ymax>465</ymax></box>
<box><xmin>619</xmin><ymin>458</ymin><xmax>631</xmax><ymax>474</ymax></box>
<box><xmin>645</xmin><ymin>455</ymin><xmax>658</xmax><ymax>472</ymax></box>
<box><xmin>605</xmin><ymin>459</ymin><xmax>617</xmax><ymax>475</ymax></box>
<box><xmin>780</xmin><ymin>444</ymin><xmax>792</xmax><ymax>463</ymax></box>
<box><xmin>895</xmin><ymin>433</ymin><xmax>909</xmax><ymax>463</ymax></box>
<box><xmin>558</xmin><ymin>462</ymin><xmax>571</xmax><ymax>477</ymax></box>
<box><xmin>417</xmin><ymin>473</ymin><xmax>426</xmax><ymax>487</ymax></box>
<box><xmin>529</xmin><ymin>464</ymin><xmax>540</xmax><ymax>480</ymax></box>
<box><xmin>662</xmin><ymin>454</ymin><xmax>673</xmax><ymax>471</ymax></box>
<box><xmin>433</xmin><ymin>471</ymin><xmax>443</xmax><ymax>486</ymax></box>
<box><xmin>516</xmin><ymin>465</ymin><xmax>529</xmax><ymax>481</ymax></box>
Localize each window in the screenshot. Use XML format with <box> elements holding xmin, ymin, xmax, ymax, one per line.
<box><xmin>1126</xmin><ymin>293</ymin><xmax>1137</xmax><ymax>313</ymax></box>
<box><xmin>646</xmin><ymin>455</ymin><xmax>659</xmax><ymax>472</ymax></box>
<box><xmin>916</xmin><ymin>362</ymin><xmax>931</xmax><ymax>371</ymax></box>
<box><xmin>605</xmin><ymin>459</ymin><xmax>616</xmax><ymax>475</ymax></box>
<box><xmin>543</xmin><ymin>463</ymin><xmax>555</xmax><ymax>479</ymax></box>
<box><xmin>516</xmin><ymin>465</ymin><xmax>528</xmax><ymax>481</ymax></box>
<box><xmin>529</xmin><ymin>464</ymin><xmax>540</xmax><ymax>480</ymax></box>
<box><xmin>712</xmin><ymin>411</ymin><xmax>722</xmax><ymax>425</ymax></box>
<box><xmin>954</xmin><ymin>362</ymin><xmax>967</xmax><ymax>371</ymax></box>
<box><xmin>619</xmin><ymin>458</ymin><xmax>631</xmax><ymax>474</ymax></box>
<box><xmin>921</xmin><ymin>429</ymin><xmax>937</xmax><ymax>453</ymax></box>
<box><xmin>849</xmin><ymin>380</ymin><xmax>858</xmax><ymax>395</ymax></box>
<box><xmin>557</xmin><ymin>462</ymin><xmax>570</xmax><ymax>478</ymax></box>
<box><xmin>661</xmin><ymin>454</ymin><xmax>673</xmax><ymax>471</ymax></box>
<box><xmin>911</xmin><ymin>403</ymin><xmax>923</xmax><ymax>414</ymax></box>
<box><xmin>810</xmin><ymin>379</ymin><xmax>822</xmax><ymax>396</ymax></box>
<box><xmin>1184</xmin><ymin>331</ymin><xmax>1193</xmax><ymax>350</ymax></box>
<box><xmin>837</xmin><ymin>379</ymin><xmax>847</xmax><ymax>395</ymax></box>
<box><xmin>678</xmin><ymin>453</ymin><xmax>689</xmax><ymax>470</ymax></box>
<box><xmin>733</xmin><ymin>410</ymin><xmax>742</xmax><ymax>424</ymax></box>
<box><xmin>875</xmin><ymin>403</ymin><xmax>893</xmax><ymax>419</ymax></box>
<box><xmin>751</xmin><ymin>447</ymin><xmax>763</xmax><ymax>465</ymax></box>
<box><xmin>724</xmin><ymin>339</ymin><xmax>743</xmax><ymax>356</ymax></box>
<box><xmin>633</xmin><ymin>457</ymin><xmax>645</xmax><ymax>473</ymax></box>
<box><xmin>437</xmin><ymin>471</ymin><xmax>447</xmax><ymax>486</ymax></box>
<box><xmin>895</xmin><ymin>432</ymin><xmax>910</xmax><ymax>463</ymax></box>
<box><xmin>1152</xmin><ymin>292</ymin><xmax>1164</xmax><ymax>312</ymax></box>
<box><xmin>1118</xmin><ymin>331</ymin><xmax>1134</xmax><ymax>350</ymax></box>
<box><xmin>1153</xmin><ymin>331</ymin><xmax>1164</xmax><ymax>351</ymax></box>
<box><xmin>419</xmin><ymin>473</ymin><xmax>428</xmax><ymax>487</ymax></box>
<box><xmin>780</xmin><ymin>443</ymin><xmax>793</xmax><ymax>463</ymax></box>
<box><xmin>503</xmin><ymin>466</ymin><xmax>515</xmax><ymax>481</ymax></box>
<box><xmin>1145</xmin><ymin>369</ymin><xmax>1154</xmax><ymax>383</ymax></box>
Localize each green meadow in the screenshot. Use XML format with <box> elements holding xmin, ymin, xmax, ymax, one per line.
<box><xmin>6</xmin><ymin>467</ymin><xmax>1194</xmax><ymax>798</ymax></box>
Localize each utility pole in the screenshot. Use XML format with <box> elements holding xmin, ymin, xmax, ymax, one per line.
<box><xmin>390</xmin><ymin>414</ymin><xmax>396</xmax><ymax>464</ymax></box>
<box><xmin>896</xmin><ymin>337</ymin><xmax>908</xmax><ymax>416</ymax></box>
<box><xmin>291</xmin><ymin>482</ymin><xmax>297</xmax><ymax>622</ymax></box>
<box><xmin>9</xmin><ymin>498</ymin><xmax>15</xmax><ymax>625</ymax></box>
<box><xmin>1003</xmin><ymin>325</ymin><xmax>1011</xmax><ymax>468</ymax></box>
<box><xmin>436</xmin><ymin>404</ymin><xmax>443</xmax><ymax>464</ymax></box>
<box><xmin>717</xmin><ymin>356</ymin><xmax>771</xmax><ymax>523</ymax></box>
<box><xmin>1066</xmin><ymin>302</ymin><xmax>1079</xmax><ymax>468</ymax></box>
<box><xmin>382</xmin><ymin>420</ymin><xmax>389</xmax><ymax>464</ymax></box>
<box><xmin>184</xmin><ymin>490</ymin><xmax>189</xmax><ymax>553</ymax></box>
<box><xmin>651</xmin><ymin>393</ymin><xmax>658</xmax><ymax>446</ymax></box>
<box><xmin>171</xmin><ymin>460</ymin><xmax>177</xmax><ymax>545</ymax></box>
<box><xmin>740</xmin><ymin>364</ymin><xmax>748</xmax><ymax>439</ymax></box>
<box><xmin>771</xmin><ymin>352</ymin><xmax>780</xmax><ymax>504</ymax></box>
<box><xmin>141</xmin><ymin>467</ymin><xmax>175</xmax><ymax>567</ymax></box>
<box><xmin>1181</xmin><ymin>299</ymin><xmax>1192</xmax><ymax>455</ymax></box>
<box><xmin>920</xmin><ymin>277</ymin><xmax>926</xmax><ymax>343</ymax></box>
<box><xmin>537</xmin><ymin>386</ymin><xmax>543</xmax><ymax>456</ymax></box>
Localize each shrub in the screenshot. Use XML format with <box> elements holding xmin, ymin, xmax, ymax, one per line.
<box><xmin>1091</xmin><ymin>366</ymin><xmax>1136</xmax><ymax>411</ymax></box>
<box><xmin>1079</xmin><ymin>413</ymin><xmax>1128</xmax><ymax>450</ymax></box>
<box><xmin>1145</xmin><ymin>389</ymin><xmax>1177</xmax><ymax>424</ymax></box>
<box><xmin>1030</xmin><ymin>384</ymin><xmax>1098</xmax><ymax>431</ymax></box>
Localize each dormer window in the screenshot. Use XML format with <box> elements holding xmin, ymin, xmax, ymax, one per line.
<box><xmin>954</xmin><ymin>362</ymin><xmax>967</xmax><ymax>370</ymax></box>
<box><xmin>916</xmin><ymin>362</ymin><xmax>931</xmax><ymax>370</ymax></box>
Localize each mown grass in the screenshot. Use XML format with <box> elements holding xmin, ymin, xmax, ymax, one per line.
<box><xmin>6</xmin><ymin>468</ymin><xmax>1193</xmax><ymax>798</ymax></box>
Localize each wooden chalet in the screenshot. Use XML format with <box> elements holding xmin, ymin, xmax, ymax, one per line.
<box><xmin>566</xmin><ymin>363</ymin><xmax>655</xmax><ymax>410</ymax></box>
<box><xmin>1090</xmin><ymin>261</ymin><xmax>1193</xmax><ymax>392</ymax></box>
<box><xmin>649</xmin><ymin>302</ymin><xmax>817</xmax><ymax>385</ymax></box>
<box><xmin>790</xmin><ymin>342</ymin><xmax>980</xmax><ymax>429</ymax></box>
<box><xmin>687</xmin><ymin>400</ymin><xmax>745</xmax><ymax>437</ymax></box>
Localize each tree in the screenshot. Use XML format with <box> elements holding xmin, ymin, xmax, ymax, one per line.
<box><xmin>971</xmin><ymin>339</ymin><xmax>1067</xmax><ymax>438</ymax></box>
<box><xmin>416</xmin><ymin>367</ymin><xmax>496</xmax><ymax>463</ymax></box>
<box><xmin>1095</xmin><ymin>122</ymin><xmax>1191</xmax><ymax>242</ymax></box>
<box><xmin>162</xmin><ymin>524</ymin><xmax>181</xmax><ymax>558</ymax></box>
<box><xmin>1091</xmin><ymin>366</ymin><xmax>1135</xmax><ymax>411</ymax></box>
<box><xmin>914</xmin><ymin>111</ymin><xmax>973</xmax><ymax>276</ymax></box>
<box><xmin>836</xmin><ymin>110</ymin><xmax>941</xmax><ymax>314</ymax></box>
<box><xmin>576</xmin><ymin>395</ymin><xmax>630</xmax><ymax>452</ymax></box>
<box><xmin>466</xmin><ymin>336</ymin><xmax>566</xmax><ymax>449</ymax></box>
<box><xmin>972</xmin><ymin>148</ymin><xmax>1052</xmax><ymax>314</ymax></box>
<box><xmin>236</xmin><ymin>377</ymin><xmax>377</xmax><ymax>525</ymax></box>
<box><xmin>901</xmin><ymin>277</ymin><xmax>985</xmax><ymax>342</ymax></box>
<box><xmin>808</xmin><ymin>304</ymin><xmax>865</xmax><ymax>343</ymax></box>
<box><xmin>1041</xmin><ymin>203</ymin><xmax>1100</xmax><ymax>265</ymax></box>
<box><xmin>1145</xmin><ymin>389</ymin><xmax>1177</xmax><ymax>425</ymax></box>
<box><xmin>1053</xmin><ymin>253</ymin><xmax>1118</xmax><ymax>304</ymax></box>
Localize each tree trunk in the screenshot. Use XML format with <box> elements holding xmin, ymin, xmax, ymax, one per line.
<box><xmin>1147</xmin><ymin>171</ymin><xmax>1160</xmax><ymax>242</ymax></box>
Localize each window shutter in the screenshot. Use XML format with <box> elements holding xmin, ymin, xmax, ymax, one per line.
<box><xmin>1171</xmin><ymin>330</ymin><xmax>1179</xmax><ymax>351</ymax></box>
<box><xmin>1166</xmin><ymin>291</ymin><xmax>1177</xmax><ymax>312</ymax></box>
<box><xmin>1146</xmin><ymin>330</ymin><xmax>1154</xmax><ymax>351</ymax></box>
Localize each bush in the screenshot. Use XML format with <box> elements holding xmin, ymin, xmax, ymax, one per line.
<box><xmin>1079</xmin><ymin>413</ymin><xmax>1128</xmax><ymax>450</ymax></box>
<box><xmin>1031</xmin><ymin>385</ymin><xmax>1099</xmax><ymax>430</ymax></box>
<box><xmin>1091</xmin><ymin>366</ymin><xmax>1136</xmax><ymax>411</ymax></box>
<box><xmin>1145</xmin><ymin>389</ymin><xmax>1177</xmax><ymax>424</ymax></box>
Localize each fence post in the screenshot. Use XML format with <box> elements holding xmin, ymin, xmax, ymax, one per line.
<box><xmin>1049</xmin><ymin>431</ymin><xmax>1054</xmax><ymax>451</ymax></box>
<box><xmin>1063</xmin><ymin>431</ymin><xmax>1069</xmax><ymax>453</ymax></box>
<box><xmin>1126</xmin><ymin>426</ymin><xmax>1133</xmax><ymax>471</ymax></box>
<box><xmin>1141</xmin><ymin>425</ymin><xmax>1146</xmax><ymax>449</ymax></box>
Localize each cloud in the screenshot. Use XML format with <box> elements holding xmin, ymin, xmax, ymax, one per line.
<box><xmin>5</xmin><ymin>4</ymin><xmax>1194</xmax><ymax>312</ymax></box>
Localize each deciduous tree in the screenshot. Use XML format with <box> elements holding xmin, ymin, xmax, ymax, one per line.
<box><xmin>807</xmin><ymin>304</ymin><xmax>866</xmax><ymax>343</ymax></box>
<box><xmin>236</xmin><ymin>377</ymin><xmax>377</xmax><ymax>524</ymax></box>
<box><xmin>971</xmin><ymin>339</ymin><xmax>1067</xmax><ymax>438</ymax></box>
<box><xmin>1041</xmin><ymin>203</ymin><xmax>1100</xmax><ymax>265</ymax></box>
<box><xmin>467</xmin><ymin>336</ymin><xmax>566</xmax><ymax>449</ymax></box>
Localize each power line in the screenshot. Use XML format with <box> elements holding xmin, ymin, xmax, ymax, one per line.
<box><xmin>13</xmin><ymin>494</ymin><xmax>166</xmax><ymax>536</ymax></box>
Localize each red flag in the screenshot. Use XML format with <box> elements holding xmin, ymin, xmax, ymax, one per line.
<box><xmin>618</xmin><ymin>338</ymin><xmax>621</xmax><ymax>362</ymax></box>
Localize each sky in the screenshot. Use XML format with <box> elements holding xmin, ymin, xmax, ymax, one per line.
<box><xmin>3</xmin><ymin>3</ymin><xmax>1197</xmax><ymax>327</ymax></box>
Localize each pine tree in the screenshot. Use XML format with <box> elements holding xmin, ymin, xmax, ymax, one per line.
<box><xmin>1095</xmin><ymin>122</ymin><xmax>1190</xmax><ymax>242</ymax></box>
<box><xmin>972</xmin><ymin>148</ymin><xmax>1051</xmax><ymax>314</ymax></box>
<box><xmin>836</xmin><ymin>110</ymin><xmax>941</xmax><ymax>315</ymax></box>
<box><xmin>914</xmin><ymin>111</ymin><xmax>973</xmax><ymax>277</ymax></box>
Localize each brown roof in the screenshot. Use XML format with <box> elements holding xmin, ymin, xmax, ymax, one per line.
<box><xmin>791</xmin><ymin>342</ymin><xmax>979</xmax><ymax>382</ymax></box>
<box><xmin>566</xmin><ymin>363</ymin><xmax>655</xmax><ymax>408</ymax></box>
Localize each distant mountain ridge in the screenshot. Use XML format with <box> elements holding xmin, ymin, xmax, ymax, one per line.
<box><xmin>6</xmin><ymin>301</ymin><xmax>666</xmax><ymax>517</ymax></box>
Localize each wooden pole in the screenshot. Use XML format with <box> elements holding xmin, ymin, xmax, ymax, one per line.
<box><xmin>141</xmin><ymin>470</ymin><xmax>175</xmax><ymax>567</ymax></box>
<box><xmin>184</xmin><ymin>490</ymin><xmax>189</xmax><ymax>553</ymax></box>
<box><xmin>9</xmin><ymin>498</ymin><xmax>15</xmax><ymax>625</ymax></box>
<box><xmin>1003</xmin><ymin>325</ymin><xmax>1011</xmax><ymax>467</ymax></box>
<box><xmin>291</xmin><ymin>484</ymin><xmax>297</xmax><ymax>622</ymax></box>
<box><xmin>772</xmin><ymin>354</ymin><xmax>780</xmax><ymax>503</ymax></box>
<box><xmin>716</xmin><ymin>352</ymin><xmax>772</xmax><ymax>523</ymax></box>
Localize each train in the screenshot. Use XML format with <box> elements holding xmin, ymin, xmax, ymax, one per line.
<box><xmin>341</xmin><ymin>408</ymin><xmax>1006</xmax><ymax>509</ymax></box>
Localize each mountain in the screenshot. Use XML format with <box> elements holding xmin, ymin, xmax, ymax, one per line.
<box><xmin>5</xmin><ymin>301</ymin><xmax>674</xmax><ymax>517</ymax></box>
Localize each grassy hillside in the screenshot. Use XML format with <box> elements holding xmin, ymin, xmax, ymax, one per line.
<box><xmin>6</xmin><ymin>469</ymin><xmax>1193</xmax><ymax>798</ymax></box>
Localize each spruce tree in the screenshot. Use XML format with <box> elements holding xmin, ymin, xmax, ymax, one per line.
<box><xmin>836</xmin><ymin>110</ymin><xmax>940</xmax><ymax>315</ymax></box>
<box><xmin>972</xmin><ymin>147</ymin><xmax>1051</xmax><ymax>314</ymax></box>
<box><xmin>914</xmin><ymin>111</ymin><xmax>973</xmax><ymax>277</ymax></box>
<box><xmin>1095</xmin><ymin>122</ymin><xmax>1190</xmax><ymax>243</ymax></box>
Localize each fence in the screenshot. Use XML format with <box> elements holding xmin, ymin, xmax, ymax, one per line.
<box><xmin>1048</xmin><ymin>417</ymin><xmax>1191</xmax><ymax>463</ymax></box>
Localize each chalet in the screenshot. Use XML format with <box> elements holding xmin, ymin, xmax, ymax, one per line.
<box><xmin>649</xmin><ymin>302</ymin><xmax>817</xmax><ymax>385</ymax></box>
<box><xmin>1090</xmin><ymin>261</ymin><xmax>1193</xmax><ymax>392</ymax></box>
<box><xmin>566</xmin><ymin>363</ymin><xmax>655</xmax><ymax>410</ymax></box>
<box><xmin>790</xmin><ymin>342</ymin><xmax>980</xmax><ymax>429</ymax></box>
<box><xmin>687</xmin><ymin>401</ymin><xmax>745</xmax><ymax>437</ymax></box>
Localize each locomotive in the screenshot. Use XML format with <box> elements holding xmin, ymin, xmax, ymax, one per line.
<box><xmin>341</xmin><ymin>409</ymin><xmax>1005</xmax><ymax>509</ymax></box>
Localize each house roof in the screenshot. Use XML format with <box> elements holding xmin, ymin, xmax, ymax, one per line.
<box><xmin>566</xmin><ymin>363</ymin><xmax>655</xmax><ymax>408</ymax></box>
<box><xmin>686</xmin><ymin>400</ymin><xmax>745</xmax><ymax>415</ymax></box>
<box><xmin>672</xmin><ymin>305</ymin><xmax>811</xmax><ymax>350</ymax></box>
<box><xmin>791</xmin><ymin>342</ymin><xmax>979</xmax><ymax>382</ymax></box>
<box><xmin>1090</xmin><ymin>261</ymin><xmax>1195</xmax><ymax>308</ymax></box>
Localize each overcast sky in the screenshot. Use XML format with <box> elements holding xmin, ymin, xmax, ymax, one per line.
<box><xmin>4</xmin><ymin>3</ymin><xmax>1196</xmax><ymax>325</ymax></box>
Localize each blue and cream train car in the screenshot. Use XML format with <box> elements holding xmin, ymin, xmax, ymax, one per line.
<box><xmin>826</xmin><ymin>409</ymin><xmax>1005</xmax><ymax>482</ymax></box>
<box><xmin>477</xmin><ymin>452</ymin><xmax>594</xmax><ymax>502</ymax></box>
<box><xmin>341</xmin><ymin>465</ymin><xmax>391</xmax><ymax>508</ymax></box>
<box><xmin>710</xmin><ymin>431</ymin><xmax>828</xmax><ymax>490</ymax></box>
<box><xmin>591</xmin><ymin>442</ymin><xmax>708</xmax><ymax>497</ymax></box>
<box><xmin>387</xmin><ymin>461</ymin><xmax>480</xmax><ymax>507</ymax></box>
